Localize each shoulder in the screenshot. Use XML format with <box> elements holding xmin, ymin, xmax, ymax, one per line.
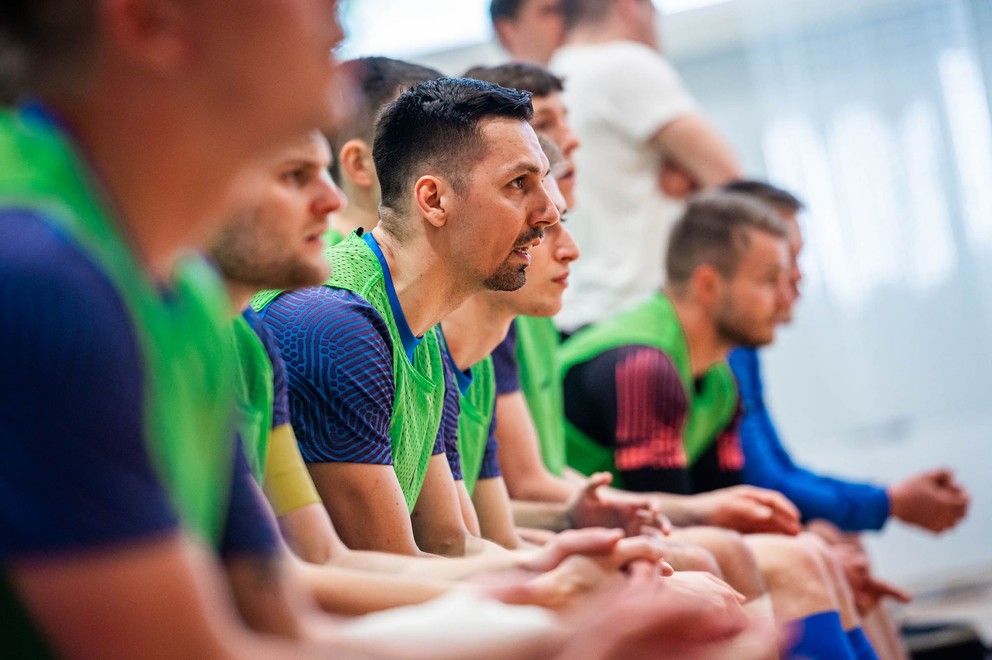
<box><xmin>0</xmin><ymin>209</ymin><xmax>142</xmax><ymax>365</ymax></box>
<box><xmin>263</xmin><ymin>286</ymin><xmax>393</xmax><ymax>360</ymax></box>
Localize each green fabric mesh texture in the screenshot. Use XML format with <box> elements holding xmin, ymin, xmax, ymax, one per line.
<box><xmin>515</xmin><ymin>315</ymin><xmax>567</xmax><ymax>476</ymax></box>
<box><xmin>229</xmin><ymin>316</ymin><xmax>275</xmax><ymax>482</ymax></box>
<box><xmin>326</xmin><ymin>234</ymin><xmax>445</xmax><ymax>512</ymax></box>
<box><xmin>0</xmin><ymin>108</ymin><xmax>237</xmax><ymax>654</ymax></box>
<box><xmin>456</xmin><ymin>355</ymin><xmax>496</xmax><ymax>496</ymax></box>
<box><xmin>559</xmin><ymin>292</ymin><xmax>738</xmax><ymax>479</ymax></box>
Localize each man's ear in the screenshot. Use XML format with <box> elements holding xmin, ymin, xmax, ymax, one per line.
<box><xmin>492</xmin><ymin>18</ymin><xmax>515</xmax><ymax>52</ymax></box>
<box><xmin>691</xmin><ymin>263</ymin><xmax>724</xmax><ymax>307</ymax></box>
<box><xmin>338</xmin><ymin>139</ymin><xmax>375</xmax><ymax>189</ymax></box>
<box><xmin>104</xmin><ymin>0</ymin><xmax>193</xmax><ymax>73</ymax></box>
<box><xmin>414</xmin><ymin>175</ymin><xmax>450</xmax><ymax>229</ymax></box>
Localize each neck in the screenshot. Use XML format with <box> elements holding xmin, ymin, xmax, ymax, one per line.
<box><xmin>225</xmin><ymin>280</ymin><xmax>256</xmax><ymax>318</ymax></box>
<box><xmin>331</xmin><ymin>201</ymin><xmax>378</xmax><ymax>238</ymax></box>
<box><xmin>666</xmin><ymin>290</ymin><xmax>732</xmax><ymax>376</ymax></box>
<box><xmin>370</xmin><ymin>224</ymin><xmax>483</xmax><ymax>337</ymax></box>
<box><xmin>440</xmin><ymin>296</ymin><xmax>515</xmax><ymax>372</ymax></box>
<box><xmin>50</xmin><ymin>91</ymin><xmax>257</xmax><ymax>283</ymax></box>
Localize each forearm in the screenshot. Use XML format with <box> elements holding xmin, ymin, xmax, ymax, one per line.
<box><xmin>631</xmin><ymin>490</ymin><xmax>708</xmax><ymax>527</ymax></box>
<box><xmin>292</xmin><ymin>560</ymin><xmax>452</xmax><ymax>616</ymax></box>
<box><xmin>330</xmin><ymin>542</ymin><xmax>528</xmax><ymax>582</ymax></box>
<box><xmin>511</xmin><ymin>499</ymin><xmax>571</xmax><ymax>532</ymax></box>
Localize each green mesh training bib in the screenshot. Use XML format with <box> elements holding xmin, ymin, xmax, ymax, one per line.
<box><xmin>514</xmin><ymin>315</ymin><xmax>567</xmax><ymax>476</ymax></box>
<box><xmin>0</xmin><ymin>107</ymin><xmax>236</xmax><ymax>655</ymax></box>
<box><xmin>455</xmin><ymin>356</ymin><xmax>496</xmax><ymax>496</ymax></box>
<box><xmin>558</xmin><ymin>293</ymin><xmax>738</xmax><ymax>484</ymax></box>
<box><xmin>255</xmin><ymin>233</ymin><xmax>445</xmax><ymax>512</ymax></box>
<box><xmin>229</xmin><ymin>315</ymin><xmax>274</xmax><ymax>482</ymax></box>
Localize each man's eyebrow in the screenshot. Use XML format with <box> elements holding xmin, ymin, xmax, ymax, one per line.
<box><xmin>499</xmin><ymin>159</ymin><xmax>549</xmax><ymax>178</ymax></box>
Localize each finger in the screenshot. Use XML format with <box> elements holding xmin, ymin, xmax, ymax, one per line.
<box><xmin>612</xmin><ymin>536</ymin><xmax>667</xmax><ymax>567</ymax></box>
<box><xmin>556</xmin><ymin>528</ymin><xmax>624</xmax><ymax>558</ymax></box>
<box><xmin>583</xmin><ymin>473</ymin><xmax>612</xmax><ymax>498</ymax></box>
<box><xmin>867</xmin><ymin>578</ymin><xmax>912</xmax><ymax>603</ymax></box>
<box><xmin>628</xmin><ymin>559</ymin><xmax>662</xmax><ymax>581</ymax></box>
<box><xmin>752</xmin><ymin>491</ymin><xmax>801</xmax><ymax>523</ymax></box>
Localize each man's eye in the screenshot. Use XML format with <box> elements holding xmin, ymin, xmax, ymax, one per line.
<box><xmin>510</xmin><ymin>177</ymin><xmax>526</xmax><ymax>189</ymax></box>
<box><xmin>284</xmin><ymin>170</ymin><xmax>309</xmax><ymax>185</ymax></box>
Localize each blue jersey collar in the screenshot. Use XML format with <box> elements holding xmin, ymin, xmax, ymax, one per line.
<box><xmin>363</xmin><ymin>231</ymin><xmax>422</xmax><ymax>364</ymax></box>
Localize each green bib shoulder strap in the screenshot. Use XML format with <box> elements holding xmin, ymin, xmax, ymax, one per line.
<box><xmin>514</xmin><ymin>315</ymin><xmax>567</xmax><ymax>476</ymax></box>
<box><xmin>325</xmin><ymin>234</ymin><xmax>446</xmax><ymax>512</ymax></box>
<box><xmin>455</xmin><ymin>355</ymin><xmax>496</xmax><ymax>496</ymax></box>
<box><xmin>229</xmin><ymin>316</ymin><xmax>275</xmax><ymax>482</ymax></box>
<box><xmin>559</xmin><ymin>292</ymin><xmax>737</xmax><ymax>469</ymax></box>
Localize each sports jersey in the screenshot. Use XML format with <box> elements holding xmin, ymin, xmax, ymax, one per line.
<box><xmin>257</xmin><ymin>231</ymin><xmax>446</xmax><ymax>512</ymax></box>
<box><xmin>0</xmin><ymin>105</ymin><xmax>275</xmax><ymax>654</ymax></box>
<box><xmin>235</xmin><ymin>309</ymin><xmax>321</xmax><ymax>516</ymax></box>
<box><xmin>439</xmin><ymin>332</ymin><xmax>501</xmax><ymax>496</ymax></box>
<box><xmin>550</xmin><ymin>41</ymin><xmax>699</xmax><ymax>331</ymax></box>
<box><xmin>729</xmin><ymin>348</ymin><xmax>890</xmax><ymax>530</ymax></box>
<box><xmin>559</xmin><ymin>293</ymin><xmax>744</xmax><ymax>493</ymax></box>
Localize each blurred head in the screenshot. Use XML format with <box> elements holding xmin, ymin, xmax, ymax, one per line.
<box><xmin>212</xmin><ymin>132</ymin><xmax>344</xmax><ymax>292</ymax></box>
<box><xmin>490</xmin><ymin>0</ymin><xmax>565</xmax><ymax>65</ymax></box>
<box><xmin>1</xmin><ymin>0</ymin><xmax>344</xmax><ymax>145</ymax></box>
<box><xmin>666</xmin><ymin>192</ymin><xmax>790</xmax><ymax>348</ymax></box>
<box><xmin>560</xmin><ymin>0</ymin><xmax>658</xmax><ymax>48</ymax></box>
<box><xmin>330</xmin><ymin>57</ymin><xmax>443</xmax><ymax>193</ymax></box>
<box><xmin>374</xmin><ymin>77</ymin><xmax>559</xmax><ymax>292</ymax></box>
<box><xmin>721</xmin><ymin>180</ymin><xmax>804</xmax><ymax>322</ymax></box>
<box><xmin>464</xmin><ymin>62</ymin><xmax>579</xmax><ymax>207</ymax></box>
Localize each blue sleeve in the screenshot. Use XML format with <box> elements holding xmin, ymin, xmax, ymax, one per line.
<box><xmin>729</xmin><ymin>348</ymin><xmax>890</xmax><ymax>531</ymax></box>
<box><xmin>477</xmin><ymin>418</ymin><xmax>502</xmax><ymax>481</ymax></box>
<box><xmin>439</xmin><ymin>348</ymin><xmax>463</xmax><ymax>480</ymax></box>
<box><xmin>261</xmin><ymin>288</ymin><xmax>394</xmax><ymax>465</ymax></box>
<box><xmin>219</xmin><ymin>436</ymin><xmax>280</xmax><ymax>557</ymax></box>
<box><xmin>491</xmin><ymin>324</ymin><xmax>521</xmax><ymax>395</ymax></box>
<box><xmin>0</xmin><ymin>211</ymin><xmax>179</xmax><ymax>559</ymax></box>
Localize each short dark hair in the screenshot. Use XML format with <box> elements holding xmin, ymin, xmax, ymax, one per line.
<box><xmin>463</xmin><ymin>62</ymin><xmax>564</xmax><ymax>98</ymax></box>
<box><xmin>329</xmin><ymin>57</ymin><xmax>442</xmax><ymax>181</ymax></box>
<box><xmin>373</xmin><ymin>77</ymin><xmax>534</xmax><ymax>222</ymax></box>
<box><xmin>0</xmin><ymin>0</ymin><xmax>98</xmax><ymax>103</ymax></box>
<box><xmin>721</xmin><ymin>180</ymin><xmax>804</xmax><ymax>214</ymax></box>
<box><xmin>559</xmin><ymin>0</ymin><xmax>610</xmax><ymax>30</ymax></box>
<box><xmin>490</xmin><ymin>0</ymin><xmax>526</xmax><ymax>22</ymax></box>
<box><xmin>666</xmin><ymin>191</ymin><xmax>789</xmax><ymax>286</ymax></box>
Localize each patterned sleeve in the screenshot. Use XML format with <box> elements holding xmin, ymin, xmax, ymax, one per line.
<box><xmin>491</xmin><ymin>324</ymin><xmax>521</xmax><ymax>395</ymax></box>
<box><xmin>477</xmin><ymin>417</ymin><xmax>502</xmax><ymax>481</ymax></box>
<box><xmin>438</xmin><ymin>347</ymin><xmax>463</xmax><ymax>480</ymax></box>
<box><xmin>261</xmin><ymin>287</ymin><xmax>395</xmax><ymax>465</ymax></box>
<box><xmin>564</xmin><ymin>346</ymin><xmax>693</xmax><ymax>494</ymax></box>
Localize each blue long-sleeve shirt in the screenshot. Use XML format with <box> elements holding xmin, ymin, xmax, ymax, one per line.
<box><xmin>728</xmin><ymin>347</ymin><xmax>890</xmax><ymax>531</ymax></box>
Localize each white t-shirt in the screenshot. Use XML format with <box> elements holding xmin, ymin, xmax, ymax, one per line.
<box><xmin>550</xmin><ymin>40</ymin><xmax>698</xmax><ymax>332</ymax></box>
